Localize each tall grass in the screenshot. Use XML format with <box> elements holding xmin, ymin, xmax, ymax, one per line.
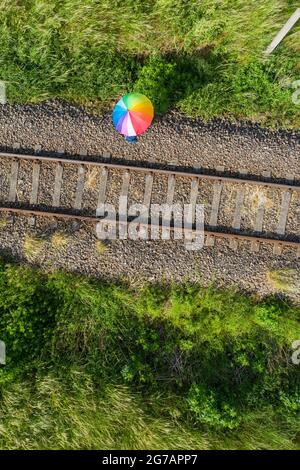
<box><xmin>0</xmin><ymin>262</ymin><xmax>299</xmax><ymax>449</ymax></box>
<box><xmin>0</xmin><ymin>376</ymin><xmax>206</xmax><ymax>450</ymax></box>
<box><xmin>0</xmin><ymin>1</ymin><xmax>299</xmax><ymax>126</ymax></box>
<box><xmin>0</xmin><ymin>373</ymin><xmax>298</xmax><ymax>450</ymax></box>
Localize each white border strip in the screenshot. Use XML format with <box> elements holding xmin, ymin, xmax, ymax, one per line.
<box><xmin>265</xmin><ymin>8</ymin><xmax>300</xmax><ymax>55</ymax></box>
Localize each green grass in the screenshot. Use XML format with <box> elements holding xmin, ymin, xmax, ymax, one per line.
<box><xmin>267</xmin><ymin>269</ymin><xmax>300</xmax><ymax>294</ymax></box>
<box><xmin>23</xmin><ymin>234</ymin><xmax>45</xmax><ymax>261</ymax></box>
<box><xmin>0</xmin><ymin>261</ymin><xmax>299</xmax><ymax>449</ymax></box>
<box><xmin>0</xmin><ymin>1</ymin><xmax>299</xmax><ymax>127</ymax></box>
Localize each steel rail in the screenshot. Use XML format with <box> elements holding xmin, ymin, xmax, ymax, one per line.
<box><xmin>1</xmin><ymin>206</ymin><xmax>299</xmax><ymax>249</ymax></box>
<box><xmin>0</xmin><ymin>151</ymin><xmax>299</xmax><ymax>192</ymax></box>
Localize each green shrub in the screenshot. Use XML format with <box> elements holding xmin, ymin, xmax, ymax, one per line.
<box><xmin>187</xmin><ymin>385</ymin><xmax>240</xmax><ymax>430</ymax></box>
<box><xmin>0</xmin><ymin>262</ymin><xmax>299</xmax><ymax>448</ymax></box>
<box><xmin>0</xmin><ymin>265</ymin><xmax>57</xmax><ymax>361</ymax></box>
<box><xmin>134</xmin><ymin>57</ymin><xmax>178</xmax><ymax>112</ymax></box>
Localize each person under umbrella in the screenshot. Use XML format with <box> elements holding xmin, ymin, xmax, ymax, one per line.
<box><xmin>112</xmin><ymin>93</ymin><xmax>154</xmax><ymax>143</ymax></box>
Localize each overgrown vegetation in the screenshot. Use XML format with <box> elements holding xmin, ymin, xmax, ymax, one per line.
<box><xmin>51</xmin><ymin>232</ymin><xmax>70</xmax><ymax>250</ymax></box>
<box><xmin>23</xmin><ymin>234</ymin><xmax>45</xmax><ymax>261</ymax></box>
<box><xmin>95</xmin><ymin>240</ymin><xmax>107</xmax><ymax>254</ymax></box>
<box><xmin>267</xmin><ymin>269</ymin><xmax>300</xmax><ymax>294</ymax></box>
<box><xmin>0</xmin><ymin>261</ymin><xmax>299</xmax><ymax>449</ymax></box>
<box><xmin>0</xmin><ymin>1</ymin><xmax>299</xmax><ymax>126</ymax></box>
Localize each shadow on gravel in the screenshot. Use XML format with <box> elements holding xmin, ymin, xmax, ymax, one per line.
<box><xmin>0</xmin><ymin>247</ymin><xmax>20</xmax><ymax>264</ymax></box>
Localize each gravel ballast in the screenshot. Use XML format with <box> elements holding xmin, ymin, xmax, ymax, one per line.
<box><xmin>0</xmin><ymin>100</ymin><xmax>299</xmax><ymax>302</ymax></box>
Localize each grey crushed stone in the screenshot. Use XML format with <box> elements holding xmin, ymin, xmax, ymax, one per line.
<box><xmin>0</xmin><ymin>100</ymin><xmax>299</xmax><ymax>179</ymax></box>
<box><xmin>0</xmin><ymin>100</ymin><xmax>299</xmax><ymax>301</ymax></box>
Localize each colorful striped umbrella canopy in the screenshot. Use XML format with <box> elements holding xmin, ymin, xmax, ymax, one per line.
<box><xmin>112</xmin><ymin>93</ymin><xmax>154</xmax><ymax>137</ymax></box>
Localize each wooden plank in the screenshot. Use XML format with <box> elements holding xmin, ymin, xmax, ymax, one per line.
<box><xmin>251</xmin><ymin>171</ymin><xmax>270</xmax><ymax>252</ymax></box>
<box><xmin>8</xmin><ymin>160</ymin><xmax>19</xmax><ymax>202</ymax></box>
<box><xmin>232</xmin><ymin>188</ymin><xmax>245</xmax><ymax>230</ymax></box>
<box><xmin>209</xmin><ymin>183</ymin><xmax>223</xmax><ymax>227</ymax></box>
<box><xmin>30</xmin><ymin>162</ymin><xmax>40</xmax><ymax>204</ymax></box>
<box><xmin>254</xmin><ymin>195</ymin><xmax>266</xmax><ymax>233</ymax></box>
<box><xmin>143</xmin><ymin>174</ymin><xmax>153</xmax><ymax>208</ymax></box>
<box><xmin>166</xmin><ymin>175</ymin><xmax>175</xmax><ymax>205</ymax></box>
<box><xmin>276</xmin><ymin>191</ymin><xmax>291</xmax><ymax>235</ymax></box>
<box><xmin>52</xmin><ymin>163</ymin><xmax>64</xmax><ymax>207</ymax></box>
<box><xmin>120</xmin><ymin>171</ymin><xmax>130</xmax><ymax>200</ymax></box>
<box><xmin>119</xmin><ymin>172</ymin><xmax>130</xmax><ymax>239</ymax></box>
<box><xmin>183</xmin><ymin>178</ymin><xmax>199</xmax><ymax>237</ymax></box>
<box><xmin>186</xmin><ymin>178</ymin><xmax>199</xmax><ymax>230</ymax></box>
<box><xmin>265</xmin><ymin>9</ymin><xmax>300</xmax><ymax>55</ymax></box>
<box><xmin>160</xmin><ymin>175</ymin><xmax>176</xmax><ymax>239</ymax></box>
<box><xmin>96</xmin><ymin>167</ymin><xmax>108</xmax><ymax>216</ymax></box>
<box><xmin>189</xmin><ymin>179</ymin><xmax>199</xmax><ymax>210</ymax></box>
<box><xmin>73</xmin><ymin>165</ymin><xmax>86</xmax><ymax>210</ymax></box>
<box><xmin>136</xmin><ymin>173</ymin><xmax>153</xmax><ymax>238</ymax></box>
<box><xmin>250</xmin><ymin>194</ymin><xmax>266</xmax><ymax>253</ymax></box>
<box><xmin>28</xmin><ymin>162</ymin><xmax>41</xmax><ymax>227</ymax></box>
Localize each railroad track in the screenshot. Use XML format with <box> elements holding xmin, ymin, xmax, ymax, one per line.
<box><xmin>0</xmin><ymin>150</ymin><xmax>299</xmax><ymax>256</ymax></box>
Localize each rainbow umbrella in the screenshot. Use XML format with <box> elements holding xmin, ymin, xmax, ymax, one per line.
<box><xmin>112</xmin><ymin>93</ymin><xmax>154</xmax><ymax>138</ymax></box>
